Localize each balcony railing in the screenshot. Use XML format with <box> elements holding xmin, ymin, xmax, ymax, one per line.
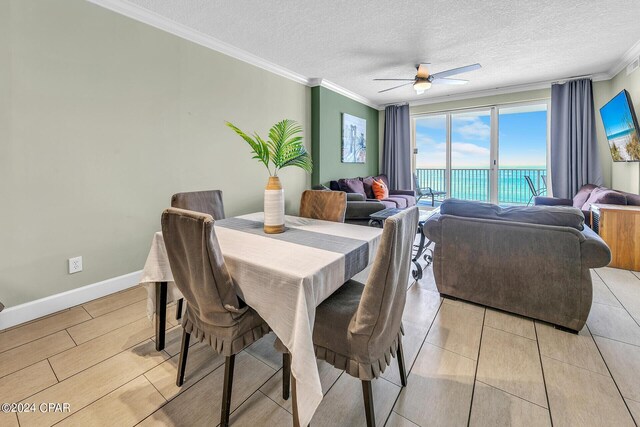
<box><xmin>415</xmin><ymin>168</ymin><xmax>547</xmax><ymax>205</ymax></box>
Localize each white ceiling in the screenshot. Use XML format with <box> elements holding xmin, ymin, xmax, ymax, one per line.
<box><xmin>117</xmin><ymin>0</ymin><xmax>640</xmax><ymax>107</ymax></box>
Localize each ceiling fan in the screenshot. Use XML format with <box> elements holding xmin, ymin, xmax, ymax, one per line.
<box><xmin>374</xmin><ymin>63</ymin><xmax>482</xmax><ymax>94</ymax></box>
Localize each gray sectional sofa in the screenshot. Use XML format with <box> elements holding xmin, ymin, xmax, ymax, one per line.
<box><xmin>423</xmin><ymin>199</ymin><xmax>612</xmax><ymax>332</ymax></box>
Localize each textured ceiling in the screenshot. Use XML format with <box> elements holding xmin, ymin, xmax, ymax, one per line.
<box><xmin>125</xmin><ymin>0</ymin><xmax>640</xmax><ymax>106</ymax></box>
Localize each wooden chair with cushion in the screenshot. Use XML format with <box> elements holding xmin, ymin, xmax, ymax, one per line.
<box><xmin>162</xmin><ymin>207</ymin><xmax>284</xmax><ymax>426</ymax></box>
<box><xmin>170</xmin><ymin>190</ymin><xmax>226</xmax><ymax>319</ymax></box>
<box><xmin>299</xmin><ymin>189</ymin><xmax>347</xmax><ymax>222</ymax></box>
<box><xmin>283</xmin><ymin>206</ymin><xmax>419</xmax><ymax>426</ymax></box>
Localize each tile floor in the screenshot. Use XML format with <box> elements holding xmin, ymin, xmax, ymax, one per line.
<box><xmin>1</xmin><ymin>266</ymin><xmax>639</xmax><ymax>426</ymax></box>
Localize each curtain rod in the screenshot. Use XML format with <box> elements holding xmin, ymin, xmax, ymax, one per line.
<box><xmin>551</xmin><ymin>74</ymin><xmax>593</xmax><ymax>85</ymax></box>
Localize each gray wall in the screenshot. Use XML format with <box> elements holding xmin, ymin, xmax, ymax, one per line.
<box><xmin>0</xmin><ymin>0</ymin><xmax>311</xmax><ymax>307</ymax></box>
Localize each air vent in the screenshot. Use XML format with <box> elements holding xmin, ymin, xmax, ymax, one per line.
<box><xmin>627</xmin><ymin>57</ymin><xmax>640</xmax><ymax>75</ymax></box>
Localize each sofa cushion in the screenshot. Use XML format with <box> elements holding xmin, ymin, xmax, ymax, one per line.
<box><xmin>573</xmin><ymin>184</ymin><xmax>598</xmax><ymax>208</ymax></box>
<box><xmin>392</xmin><ymin>194</ymin><xmax>416</xmax><ymax>207</ymax></box>
<box><xmin>338</xmin><ymin>178</ymin><xmax>366</xmax><ymax>197</ymax></box>
<box><xmin>378</xmin><ymin>200</ymin><xmax>397</xmax><ymax>209</ymax></box>
<box><xmin>581</xmin><ymin>187</ymin><xmax>627</xmax><ymax>211</ymax></box>
<box><xmin>372</xmin><ymin>178</ymin><xmax>389</xmax><ymax>200</ymax></box>
<box><xmin>440</xmin><ymin>199</ymin><xmax>585</xmax><ymax>230</ymax></box>
<box><xmin>381</xmin><ymin>196</ymin><xmax>408</xmax><ymax>209</ymax></box>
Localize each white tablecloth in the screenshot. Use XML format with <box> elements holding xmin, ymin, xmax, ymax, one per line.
<box><xmin>140</xmin><ymin>212</ymin><xmax>382</xmax><ymax>426</ymax></box>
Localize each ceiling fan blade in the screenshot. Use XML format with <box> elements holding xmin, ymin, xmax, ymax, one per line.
<box><xmin>432</xmin><ymin>78</ymin><xmax>469</xmax><ymax>85</ymax></box>
<box><xmin>373</xmin><ymin>78</ymin><xmax>415</xmax><ymax>81</ymax></box>
<box><xmin>416</xmin><ymin>63</ymin><xmax>430</xmax><ymax>78</ymax></box>
<box><xmin>378</xmin><ymin>82</ymin><xmax>414</xmax><ymax>93</ymax></box>
<box><xmin>430</xmin><ymin>63</ymin><xmax>481</xmax><ymax>79</ymax></box>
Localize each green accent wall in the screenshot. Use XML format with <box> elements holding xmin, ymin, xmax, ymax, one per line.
<box><xmin>311</xmin><ymin>86</ymin><xmax>379</xmax><ymax>186</ymax></box>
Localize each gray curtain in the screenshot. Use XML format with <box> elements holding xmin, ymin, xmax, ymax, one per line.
<box><xmin>550</xmin><ymin>78</ymin><xmax>603</xmax><ymax>199</ymax></box>
<box><xmin>382</xmin><ymin>104</ymin><xmax>412</xmax><ymax>190</ymax></box>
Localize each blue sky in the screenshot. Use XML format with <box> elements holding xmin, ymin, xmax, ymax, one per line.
<box><xmin>600</xmin><ymin>91</ymin><xmax>635</xmax><ymax>138</ymax></box>
<box><xmin>415</xmin><ymin>108</ymin><xmax>547</xmax><ymax>168</ymax></box>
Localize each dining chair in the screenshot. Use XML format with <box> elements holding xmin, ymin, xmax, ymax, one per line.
<box><xmin>283</xmin><ymin>206</ymin><xmax>419</xmax><ymax>427</ymax></box>
<box><xmin>162</xmin><ymin>207</ymin><xmax>280</xmax><ymax>426</ymax></box>
<box><xmin>170</xmin><ymin>190</ymin><xmax>226</xmax><ymax>320</ymax></box>
<box><xmin>299</xmin><ymin>189</ymin><xmax>347</xmax><ymax>222</ymax></box>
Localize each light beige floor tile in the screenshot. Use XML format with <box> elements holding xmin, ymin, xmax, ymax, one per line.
<box><xmin>594</xmin><ymin>336</ymin><xmax>640</xmax><ymax>402</ymax></box>
<box><xmin>0</xmin><ymin>330</ymin><xmax>75</xmax><ymax>378</ymax></box>
<box><xmin>56</xmin><ymin>375</ymin><xmax>165</xmax><ymax>427</ymax></box>
<box><xmin>586</xmin><ymin>302</ymin><xmax>640</xmax><ymax>346</ymax></box>
<box><xmin>228</xmin><ymin>391</ymin><xmax>292</xmax><ymax>426</ymax></box>
<box><xmin>633</xmin><ymin>271</ymin><xmax>640</xmax><ymax>280</ymax></box>
<box><xmin>82</xmin><ymin>286</ymin><xmax>147</xmax><ymax>318</ymax></box>
<box><xmin>260</xmin><ymin>360</ymin><xmax>342</xmax><ymax>413</ymax></box>
<box><xmin>402</xmin><ymin>286</ymin><xmax>442</xmax><ymax>328</ymax></box>
<box><xmin>542</xmin><ymin>356</ymin><xmax>635</xmax><ymax>427</ymax></box>
<box><xmin>426</xmin><ymin>302</ymin><xmax>484</xmax><ymax>360</ymax></box>
<box><xmin>477</xmin><ymin>327</ymin><xmax>547</xmax><ymax>407</ymax></box>
<box><xmin>535</xmin><ymin>322</ymin><xmax>608</xmax><ymax>376</ymax></box>
<box><xmin>484</xmin><ymin>309</ymin><xmax>535</xmax><ymax>340</ymax></box>
<box><xmin>244</xmin><ymin>332</ymin><xmax>282</xmax><ymax>370</ymax></box>
<box><xmin>0</xmin><ymin>360</ymin><xmax>57</xmax><ymax>404</ymax></box>
<box><xmin>145</xmin><ymin>342</ymin><xmax>225</xmax><ymax>400</ymax></box>
<box><xmin>626</xmin><ymin>398</ymin><xmax>640</xmax><ymax>424</ymax></box>
<box><xmin>139</xmin><ymin>352</ymin><xmax>275</xmax><ymax>426</ymax></box>
<box><xmin>0</xmin><ymin>412</ymin><xmax>19</xmax><ymax>427</ymax></box>
<box><xmin>414</xmin><ymin>264</ymin><xmax>438</xmax><ymax>293</ymax></box>
<box><xmin>469</xmin><ymin>381</ymin><xmax>551</xmax><ymax>427</ymax></box>
<box><xmin>0</xmin><ymin>307</ymin><xmax>90</xmax><ymax>353</ymax></box>
<box><xmin>49</xmin><ymin>316</ymin><xmax>163</xmax><ymax>380</ymax></box>
<box><xmin>382</xmin><ymin>320</ymin><xmax>427</xmax><ymax>386</ymax></box>
<box><xmin>394</xmin><ymin>343</ymin><xmax>476</xmax><ymax>427</ymax></box>
<box><xmin>17</xmin><ymin>340</ymin><xmax>168</xmax><ymax>427</ymax></box>
<box><xmin>597</xmin><ymin>268</ymin><xmax>640</xmax><ymax>322</ymax></box>
<box><xmin>385</xmin><ymin>412</ymin><xmax>420</xmax><ymax>427</ymax></box>
<box><xmin>592</xmin><ymin>276</ymin><xmax>622</xmax><ymax>308</ymax></box>
<box><xmin>66</xmin><ymin>300</ymin><xmax>148</xmax><ymax>345</ymax></box>
<box><xmin>310</xmin><ymin>373</ymin><xmax>400</xmax><ymax>427</ymax></box>
<box><xmin>442</xmin><ymin>297</ymin><xmax>486</xmax><ymax>315</ymax></box>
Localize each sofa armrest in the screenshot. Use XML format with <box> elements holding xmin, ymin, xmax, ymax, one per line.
<box><xmin>534</xmin><ymin>196</ymin><xmax>572</xmax><ymax>206</ymax></box>
<box><xmin>422</xmin><ymin>213</ymin><xmax>442</xmax><ymax>243</ymax></box>
<box><xmin>580</xmin><ymin>226</ymin><xmax>612</xmax><ymax>268</ymax></box>
<box><xmin>389</xmin><ymin>189</ymin><xmax>416</xmax><ymax>197</ymax></box>
<box><xmin>346</xmin><ymin>201</ymin><xmax>385</xmax><ymax>219</ymax></box>
<box><xmin>346</xmin><ymin>193</ymin><xmax>365</xmax><ymax>202</ymax></box>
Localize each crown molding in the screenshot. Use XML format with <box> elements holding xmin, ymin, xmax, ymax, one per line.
<box><xmin>309</xmin><ymin>78</ymin><xmax>381</xmax><ymax>110</ymax></box>
<box><xmin>607</xmin><ymin>38</ymin><xmax>640</xmax><ymax>79</ymax></box>
<box><xmin>87</xmin><ymin>0</ymin><xmax>309</xmax><ymax>85</ymax></box>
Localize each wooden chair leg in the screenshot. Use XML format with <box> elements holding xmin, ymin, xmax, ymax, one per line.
<box><xmin>220</xmin><ymin>355</ymin><xmax>236</xmax><ymax>427</ymax></box>
<box><xmin>397</xmin><ymin>337</ymin><xmax>408</xmax><ymax>387</ymax></box>
<box><xmin>176</xmin><ymin>329</ymin><xmax>190</xmax><ymax>387</ymax></box>
<box><xmin>282</xmin><ymin>353</ymin><xmax>291</xmax><ymax>400</ymax></box>
<box><xmin>155</xmin><ymin>281</ymin><xmax>167</xmax><ymax>351</ymax></box>
<box><xmin>362</xmin><ymin>380</ymin><xmax>376</xmax><ymax>427</ymax></box>
<box><xmin>175</xmin><ymin>298</ymin><xmax>184</xmax><ymax>320</ymax></box>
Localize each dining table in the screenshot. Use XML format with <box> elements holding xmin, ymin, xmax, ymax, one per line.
<box><xmin>139</xmin><ymin>212</ymin><xmax>383</xmax><ymax>426</ymax></box>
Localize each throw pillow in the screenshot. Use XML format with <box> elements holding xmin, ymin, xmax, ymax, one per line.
<box><xmin>372</xmin><ymin>178</ymin><xmax>389</xmax><ymax>200</ymax></box>
<box><xmin>361</xmin><ymin>176</ymin><xmax>376</xmax><ymax>199</ymax></box>
<box><xmin>581</xmin><ymin>187</ymin><xmax>627</xmax><ymax>211</ymax></box>
<box><xmin>338</xmin><ymin>178</ymin><xmax>366</xmax><ymax>197</ymax></box>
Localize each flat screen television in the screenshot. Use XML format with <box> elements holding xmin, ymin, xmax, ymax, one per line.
<box><xmin>599</xmin><ymin>89</ymin><xmax>640</xmax><ymax>162</ymax></box>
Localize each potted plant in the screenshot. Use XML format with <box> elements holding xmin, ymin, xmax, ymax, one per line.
<box><xmin>226</xmin><ymin>119</ymin><xmax>312</xmax><ymax>233</ymax></box>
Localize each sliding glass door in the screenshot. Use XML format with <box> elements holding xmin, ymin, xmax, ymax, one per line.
<box><xmin>412</xmin><ymin>101</ymin><xmax>549</xmax><ymax>205</ymax></box>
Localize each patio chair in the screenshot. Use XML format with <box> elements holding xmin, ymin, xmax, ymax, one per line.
<box><xmin>524</xmin><ymin>176</ymin><xmax>546</xmax><ymax>206</ymax></box>
<box><xmin>413</xmin><ymin>173</ymin><xmax>446</xmax><ymax>207</ymax></box>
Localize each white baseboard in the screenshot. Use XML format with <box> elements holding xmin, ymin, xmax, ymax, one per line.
<box><xmin>0</xmin><ymin>270</ymin><xmax>142</xmax><ymax>331</ymax></box>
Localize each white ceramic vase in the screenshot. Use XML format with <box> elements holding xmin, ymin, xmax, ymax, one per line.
<box><xmin>264</xmin><ymin>176</ymin><xmax>285</xmax><ymax>234</ymax></box>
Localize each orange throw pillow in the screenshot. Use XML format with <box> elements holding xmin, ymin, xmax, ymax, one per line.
<box><xmin>372</xmin><ymin>178</ymin><xmax>389</xmax><ymax>200</ymax></box>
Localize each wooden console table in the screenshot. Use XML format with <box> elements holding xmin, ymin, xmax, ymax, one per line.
<box><xmin>591</xmin><ymin>204</ymin><xmax>640</xmax><ymax>271</ymax></box>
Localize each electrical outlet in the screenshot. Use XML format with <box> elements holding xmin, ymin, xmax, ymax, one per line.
<box><xmin>68</xmin><ymin>256</ymin><xmax>83</xmax><ymax>274</ymax></box>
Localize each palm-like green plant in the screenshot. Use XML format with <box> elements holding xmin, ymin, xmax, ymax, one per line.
<box><xmin>226</xmin><ymin>119</ymin><xmax>312</xmax><ymax>176</ymax></box>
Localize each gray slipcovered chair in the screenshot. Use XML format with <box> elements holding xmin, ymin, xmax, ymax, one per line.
<box><xmin>162</xmin><ymin>208</ymin><xmax>279</xmax><ymax>426</ymax></box>
<box><xmin>424</xmin><ymin>199</ymin><xmax>612</xmax><ymax>332</ymax></box>
<box><xmin>299</xmin><ymin>189</ymin><xmax>347</xmax><ymax>222</ymax></box>
<box><xmin>282</xmin><ymin>207</ymin><xmax>419</xmax><ymax>427</ymax></box>
<box><xmin>170</xmin><ymin>190</ymin><xmax>226</xmax><ymax>319</ymax></box>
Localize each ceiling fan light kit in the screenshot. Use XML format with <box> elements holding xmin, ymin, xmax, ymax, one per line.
<box><xmin>375</xmin><ymin>63</ymin><xmax>482</xmax><ymax>94</ymax></box>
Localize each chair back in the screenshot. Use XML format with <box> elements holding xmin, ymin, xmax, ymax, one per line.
<box><xmin>171</xmin><ymin>190</ymin><xmax>225</xmax><ymax>220</ymax></box>
<box><xmin>351</xmin><ymin>207</ymin><xmax>419</xmax><ymax>344</ymax></box>
<box><xmin>299</xmin><ymin>190</ymin><xmax>347</xmax><ymax>223</ymax></box>
<box><xmin>413</xmin><ymin>173</ymin><xmax>424</xmax><ymax>196</ymax></box>
<box><xmin>161</xmin><ymin>208</ymin><xmax>245</xmax><ymax>328</ymax></box>
<box><xmin>524</xmin><ymin>176</ymin><xmax>537</xmax><ymax>196</ymax></box>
